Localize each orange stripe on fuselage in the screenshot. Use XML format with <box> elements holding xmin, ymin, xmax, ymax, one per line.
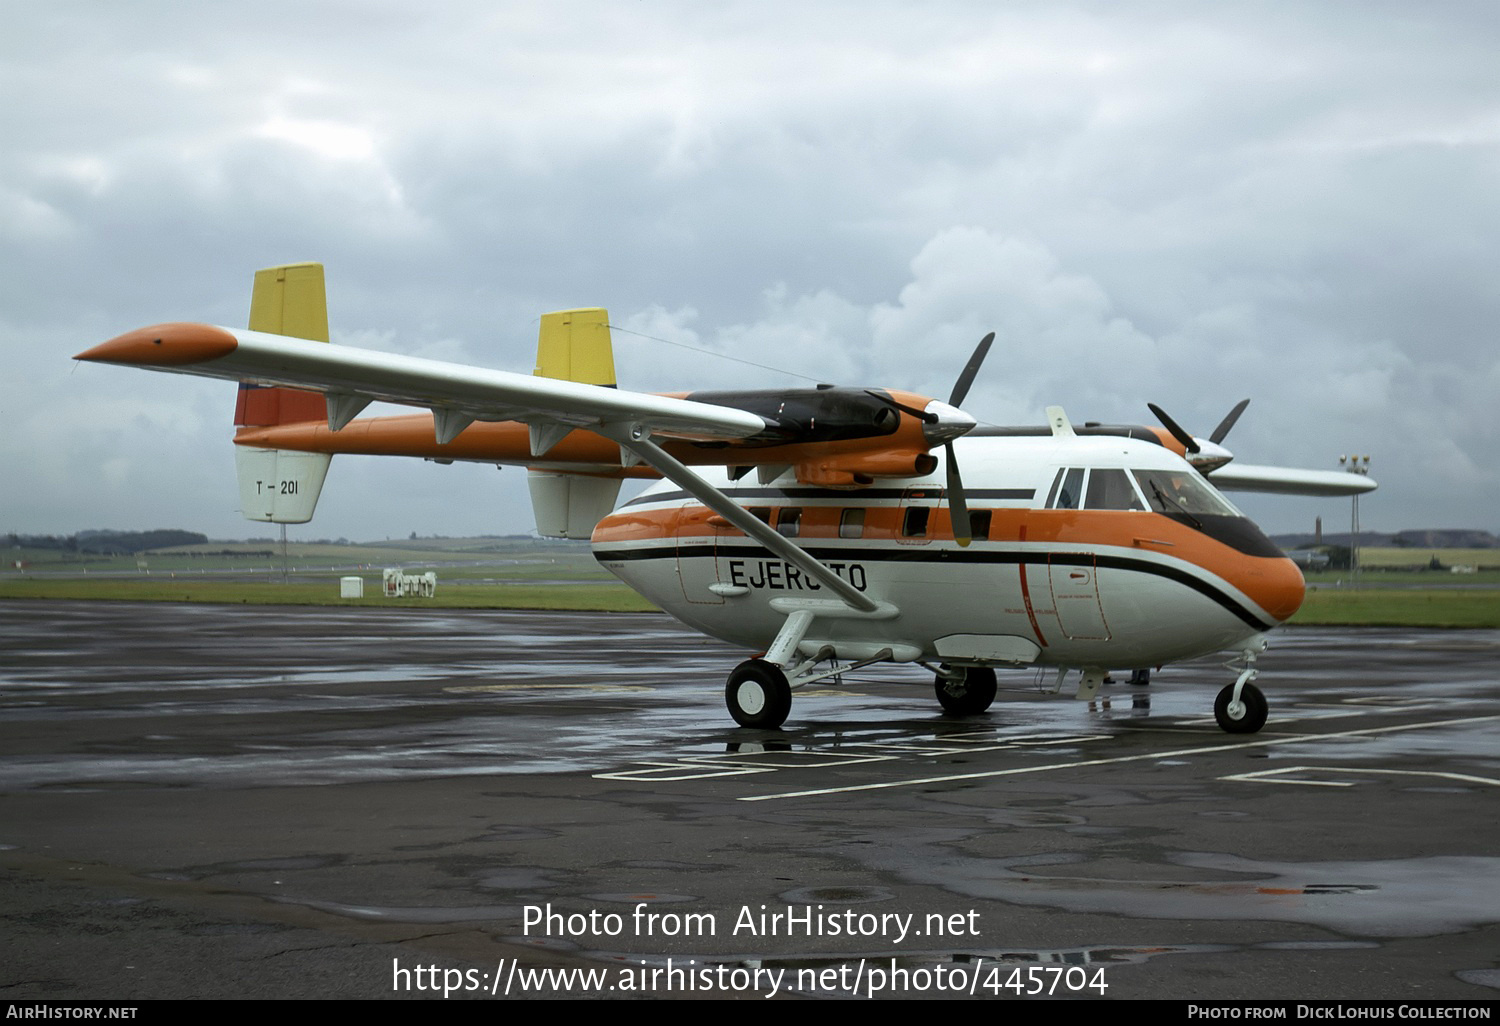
<box><xmin>593</xmin><ymin>502</ymin><xmax>1304</xmax><ymax>623</ymax></box>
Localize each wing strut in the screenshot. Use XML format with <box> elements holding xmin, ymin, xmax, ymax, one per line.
<box><xmin>601</xmin><ymin>424</ymin><xmax>882</xmax><ymax>614</ymax></box>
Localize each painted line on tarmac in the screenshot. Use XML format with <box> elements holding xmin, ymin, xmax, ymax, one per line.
<box><xmin>738</xmin><ymin>713</ymin><xmax>1500</xmax><ymax>802</ymax></box>
<box><xmin>1222</xmin><ymin>766</ymin><xmax>1500</xmax><ymax>788</ymax></box>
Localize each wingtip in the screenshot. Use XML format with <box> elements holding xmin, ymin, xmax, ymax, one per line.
<box><xmin>76</xmin><ymin>323</ymin><xmax>238</xmax><ymax>365</ymax></box>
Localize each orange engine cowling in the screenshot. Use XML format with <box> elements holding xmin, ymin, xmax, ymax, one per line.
<box><xmin>794</xmin><ymin>448</ymin><xmax>938</xmax><ymax>487</ymax></box>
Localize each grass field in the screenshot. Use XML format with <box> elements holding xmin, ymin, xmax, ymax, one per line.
<box><xmin>1347</xmin><ymin>547</ymin><xmax>1499</xmax><ymax>570</ymax></box>
<box><xmin>6</xmin><ymin>539</ymin><xmax>1498</xmax><ymax>626</ymax></box>
<box><xmin>1292</xmin><ymin>587</ymin><xmax>1500</xmax><ymax>628</ymax></box>
<box><xmin>0</xmin><ymin>576</ymin><xmax>657</xmax><ymax>612</ymax></box>
<box><xmin>1</xmin><ymin>538</ymin><xmax>656</xmax><ymax>611</ymax></box>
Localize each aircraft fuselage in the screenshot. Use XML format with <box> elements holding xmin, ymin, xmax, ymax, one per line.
<box><xmin>592</xmin><ymin>435</ymin><xmax>1304</xmax><ymax>673</ymax></box>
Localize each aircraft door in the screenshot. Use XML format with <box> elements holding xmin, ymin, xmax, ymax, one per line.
<box><xmin>1048</xmin><ymin>554</ymin><xmax>1111</xmax><ymax>641</ymax></box>
<box><xmin>674</xmin><ymin>508</ymin><xmax>726</xmax><ymax>605</ymax></box>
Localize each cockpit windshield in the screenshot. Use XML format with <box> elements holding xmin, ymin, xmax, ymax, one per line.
<box><xmin>1132</xmin><ymin>469</ymin><xmax>1242</xmax><ymax>517</ymax></box>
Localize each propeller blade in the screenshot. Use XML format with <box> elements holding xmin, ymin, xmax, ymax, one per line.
<box><xmin>946</xmin><ymin>442</ymin><xmax>972</xmax><ymax>547</ymax></box>
<box><xmin>1147</xmin><ymin>402</ymin><xmax>1200</xmax><ymax>454</ymax></box>
<box><xmin>1209</xmin><ymin>398</ymin><xmax>1250</xmax><ymax>445</ymax></box>
<box><xmin>949</xmin><ymin>332</ymin><xmax>995</xmax><ymax>408</ymax></box>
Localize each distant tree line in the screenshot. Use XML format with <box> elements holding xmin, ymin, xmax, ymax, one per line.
<box><xmin>6</xmin><ymin>529</ymin><xmax>208</xmax><ymax>554</ymax></box>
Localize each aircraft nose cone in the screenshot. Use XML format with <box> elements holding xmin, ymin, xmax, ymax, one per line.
<box><xmin>1259</xmin><ymin>556</ymin><xmax>1307</xmax><ymax>624</ymax></box>
<box><xmin>921</xmin><ymin>400</ymin><xmax>976</xmax><ymax>446</ymax></box>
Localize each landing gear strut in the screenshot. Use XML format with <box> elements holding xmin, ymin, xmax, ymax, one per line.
<box><xmin>1214</xmin><ymin>638</ymin><xmax>1269</xmax><ymax>733</ymax></box>
<box><xmin>933</xmin><ymin>665</ymin><xmax>998</xmax><ymax>716</ymax></box>
<box><xmin>725</xmin><ymin>659</ymin><xmax>792</xmax><ymax>729</ymax></box>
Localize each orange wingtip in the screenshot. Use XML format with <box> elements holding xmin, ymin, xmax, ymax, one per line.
<box><xmin>75</xmin><ymin>323</ymin><xmax>238</xmax><ymax>366</ymax></box>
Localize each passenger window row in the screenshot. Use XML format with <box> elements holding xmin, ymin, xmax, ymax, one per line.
<box><xmin>741</xmin><ymin>505</ymin><xmax>993</xmax><ymax>541</ymax></box>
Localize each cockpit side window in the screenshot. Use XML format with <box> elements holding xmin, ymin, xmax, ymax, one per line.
<box><xmin>1085</xmin><ymin>468</ymin><xmax>1145</xmax><ymax>511</ymax></box>
<box><xmin>1049</xmin><ymin>467</ymin><xmax>1085</xmax><ymax>510</ymax></box>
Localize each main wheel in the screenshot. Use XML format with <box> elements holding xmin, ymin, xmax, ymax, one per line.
<box><xmin>726</xmin><ymin>659</ymin><xmax>792</xmax><ymax>729</ymax></box>
<box><xmin>1214</xmin><ymin>681</ymin><xmax>1268</xmax><ymax>734</ymax></box>
<box><xmin>934</xmin><ymin>665</ymin><xmax>998</xmax><ymax>716</ymax></box>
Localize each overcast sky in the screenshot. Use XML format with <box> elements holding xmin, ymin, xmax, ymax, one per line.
<box><xmin>5</xmin><ymin>1</ymin><xmax>1497</xmax><ymax>542</ymax></box>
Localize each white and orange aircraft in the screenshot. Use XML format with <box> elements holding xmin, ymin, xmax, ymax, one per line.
<box><xmin>76</xmin><ymin>263</ymin><xmax>1376</xmax><ymax>734</ymax></box>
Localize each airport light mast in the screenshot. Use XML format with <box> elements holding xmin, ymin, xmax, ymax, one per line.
<box><xmin>1339</xmin><ymin>454</ymin><xmax>1372</xmax><ymax>588</ymax></box>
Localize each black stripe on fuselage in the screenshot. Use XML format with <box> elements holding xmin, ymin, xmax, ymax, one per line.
<box><xmin>593</xmin><ymin>542</ymin><xmax>1278</xmax><ymax>631</ymax></box>
<box><xmin>623</xmin><ymin>486</ymin><xmax>1036</xmax><ymax>507</ymax></box>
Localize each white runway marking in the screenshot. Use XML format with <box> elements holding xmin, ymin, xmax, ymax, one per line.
<box><xmin>1221</xmin><ymin>766</ymin><xmax>1500</xmax><ymax>788</ymax></box>
<box><xmin>592</xmin><ymin>732</ymin><xmax>1104</xmax><ymax>784</ymax></box>
<box><xmin>737</xmin><ymin>714</ymin><xmax>1500</xmax><ymax>802</ymax></box>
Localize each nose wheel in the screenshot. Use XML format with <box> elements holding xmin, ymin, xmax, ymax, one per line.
<box><xmin>1214</xmin><ymin>680</ymin><xmax>1267</xmax><ymax>733</ymax></box>
<box><xmin>1214</xmin><ymin>639</ymin><xmax>1270</xmax><ymax>733</ymax></box>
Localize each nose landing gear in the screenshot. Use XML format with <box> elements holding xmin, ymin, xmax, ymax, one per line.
<box><xmin>1215</xmin><ymin>640</ymin><xmax>1269</xmax><ymax>733</ymax></box>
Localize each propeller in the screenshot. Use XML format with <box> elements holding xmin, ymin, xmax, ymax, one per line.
<box><xmin>1209</xmin><ymin>398</ymin><xmax>1250</xmax><ymax>445</ymax></box>
<box><xmin>949</xmin><ymin>332</ymin><xmax>994</xmax><ymax>409</ymax></box>
<box><xmin>1147</xmin><ymin>402</ymin><xmax>1199</xmax><ymax>454</ymax></box>
<box><xmin>1148</xmin><ymin>399</ymin><xmax>1250</xmax><ymax>474</ymax></box>
<box><xmin>939</xmin><ymin>332</ymin><xmax>995</xmax><ymax>547</ymax></box>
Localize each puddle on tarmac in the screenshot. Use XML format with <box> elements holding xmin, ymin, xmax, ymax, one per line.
<box><xmin>1454</xmin><ymin>969</ymin><xmax>1500</xmax><ymax>991</ymax></box>
<box><xmin>780</xmin><ymin>886</ymin><xmax>894</xmax><ymax>904</ymax></box>
<box><xmin>272</xmin><ymin>895</ymin><xmax>520</xmax><ymax>923</ymax></box>
<box><xmin>890</xmin><ymin>850</ymin><xmax>1500</xmax><ymax>937</ymax></box>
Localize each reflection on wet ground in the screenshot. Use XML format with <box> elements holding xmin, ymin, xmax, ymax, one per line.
<box><xmin>1</xmin><ymin>602</ymin><xmax>1496</xmax><ymax>999</ymax></box>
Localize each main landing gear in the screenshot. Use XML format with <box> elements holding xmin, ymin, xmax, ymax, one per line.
<box><xmin>725</xmin><ymin>659</ymin><xmax>793</xmax><ymax>729</ymax></box>
<box><xmin>933</xmin><ymin>665</ymin><xmax>997</xmax><ymax>716</ymax></box>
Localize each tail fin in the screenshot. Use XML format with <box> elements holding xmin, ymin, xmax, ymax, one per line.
<box><xmin>234</xmin><ymin>263</ymin><xmax>329</xmax><ymax>428</ymax></box>
<box><xmin>527</xmin><ymin>307</ymin><xmax>622</xmax><ymax>538</ymax></box>
<box><xmin>234</xmin><ymin>263</ymin><xmax>334</xmax><ymax>523</ymax></box>
<box><xmin>533</xmin><ymin>308</ymin><xmax>617</xmax><ymax>386</ymax></box>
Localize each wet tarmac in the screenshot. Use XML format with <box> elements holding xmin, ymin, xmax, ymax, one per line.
<box><xmin>2</xmin><ymin>600</ymin><xmax>1497</xmax><ymax>1000</ymax></box>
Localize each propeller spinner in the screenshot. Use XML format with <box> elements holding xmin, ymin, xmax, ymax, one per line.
<box><xmin>1148</xmin><ymin>399</ymin><xmax>1249</xmax><ymax>474</ymax></box>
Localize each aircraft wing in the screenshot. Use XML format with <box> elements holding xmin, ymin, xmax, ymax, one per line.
<box><xmin>1209</xmin><ymin>463</ymin><xmax>1377</xmax><ymax>497</ymax></box>
<box><xmin>75</xmin><ymin>322</ymin><xmax>770</xmax><ymax>446</ymax></box>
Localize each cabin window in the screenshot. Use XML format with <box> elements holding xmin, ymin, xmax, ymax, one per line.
<box><xmin>967</xmin><ymin>509</ymin><xmax>993</xmax><ymax>541</ymax></box>
<box><xmin>902</xmin><ymin>506</ymin><xmax>930</xmax><ymax>537</ymax></box>
<box><xmin>1048</xmin><ymin>467</ymin><xmax>1085</xmax><ymax>510</ymax></box>
<box><xmin>748</xmin><ymin>507</ymin><xmax>772</xmax><ymax>525</ymax></box>
<box><xmin>1085</xmin><ymin>469</ymin><xmax>1145</xmax><ymax>511</ymax></box>
<box><xmin>839</xmin><ymin>508</ymin><xmax>865</xmax><ymax>539</ymax></box>
<box><xmin>777</xmin><ymin>507</ymin><xmax>803</xmax><ymax>537</ymax></box>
